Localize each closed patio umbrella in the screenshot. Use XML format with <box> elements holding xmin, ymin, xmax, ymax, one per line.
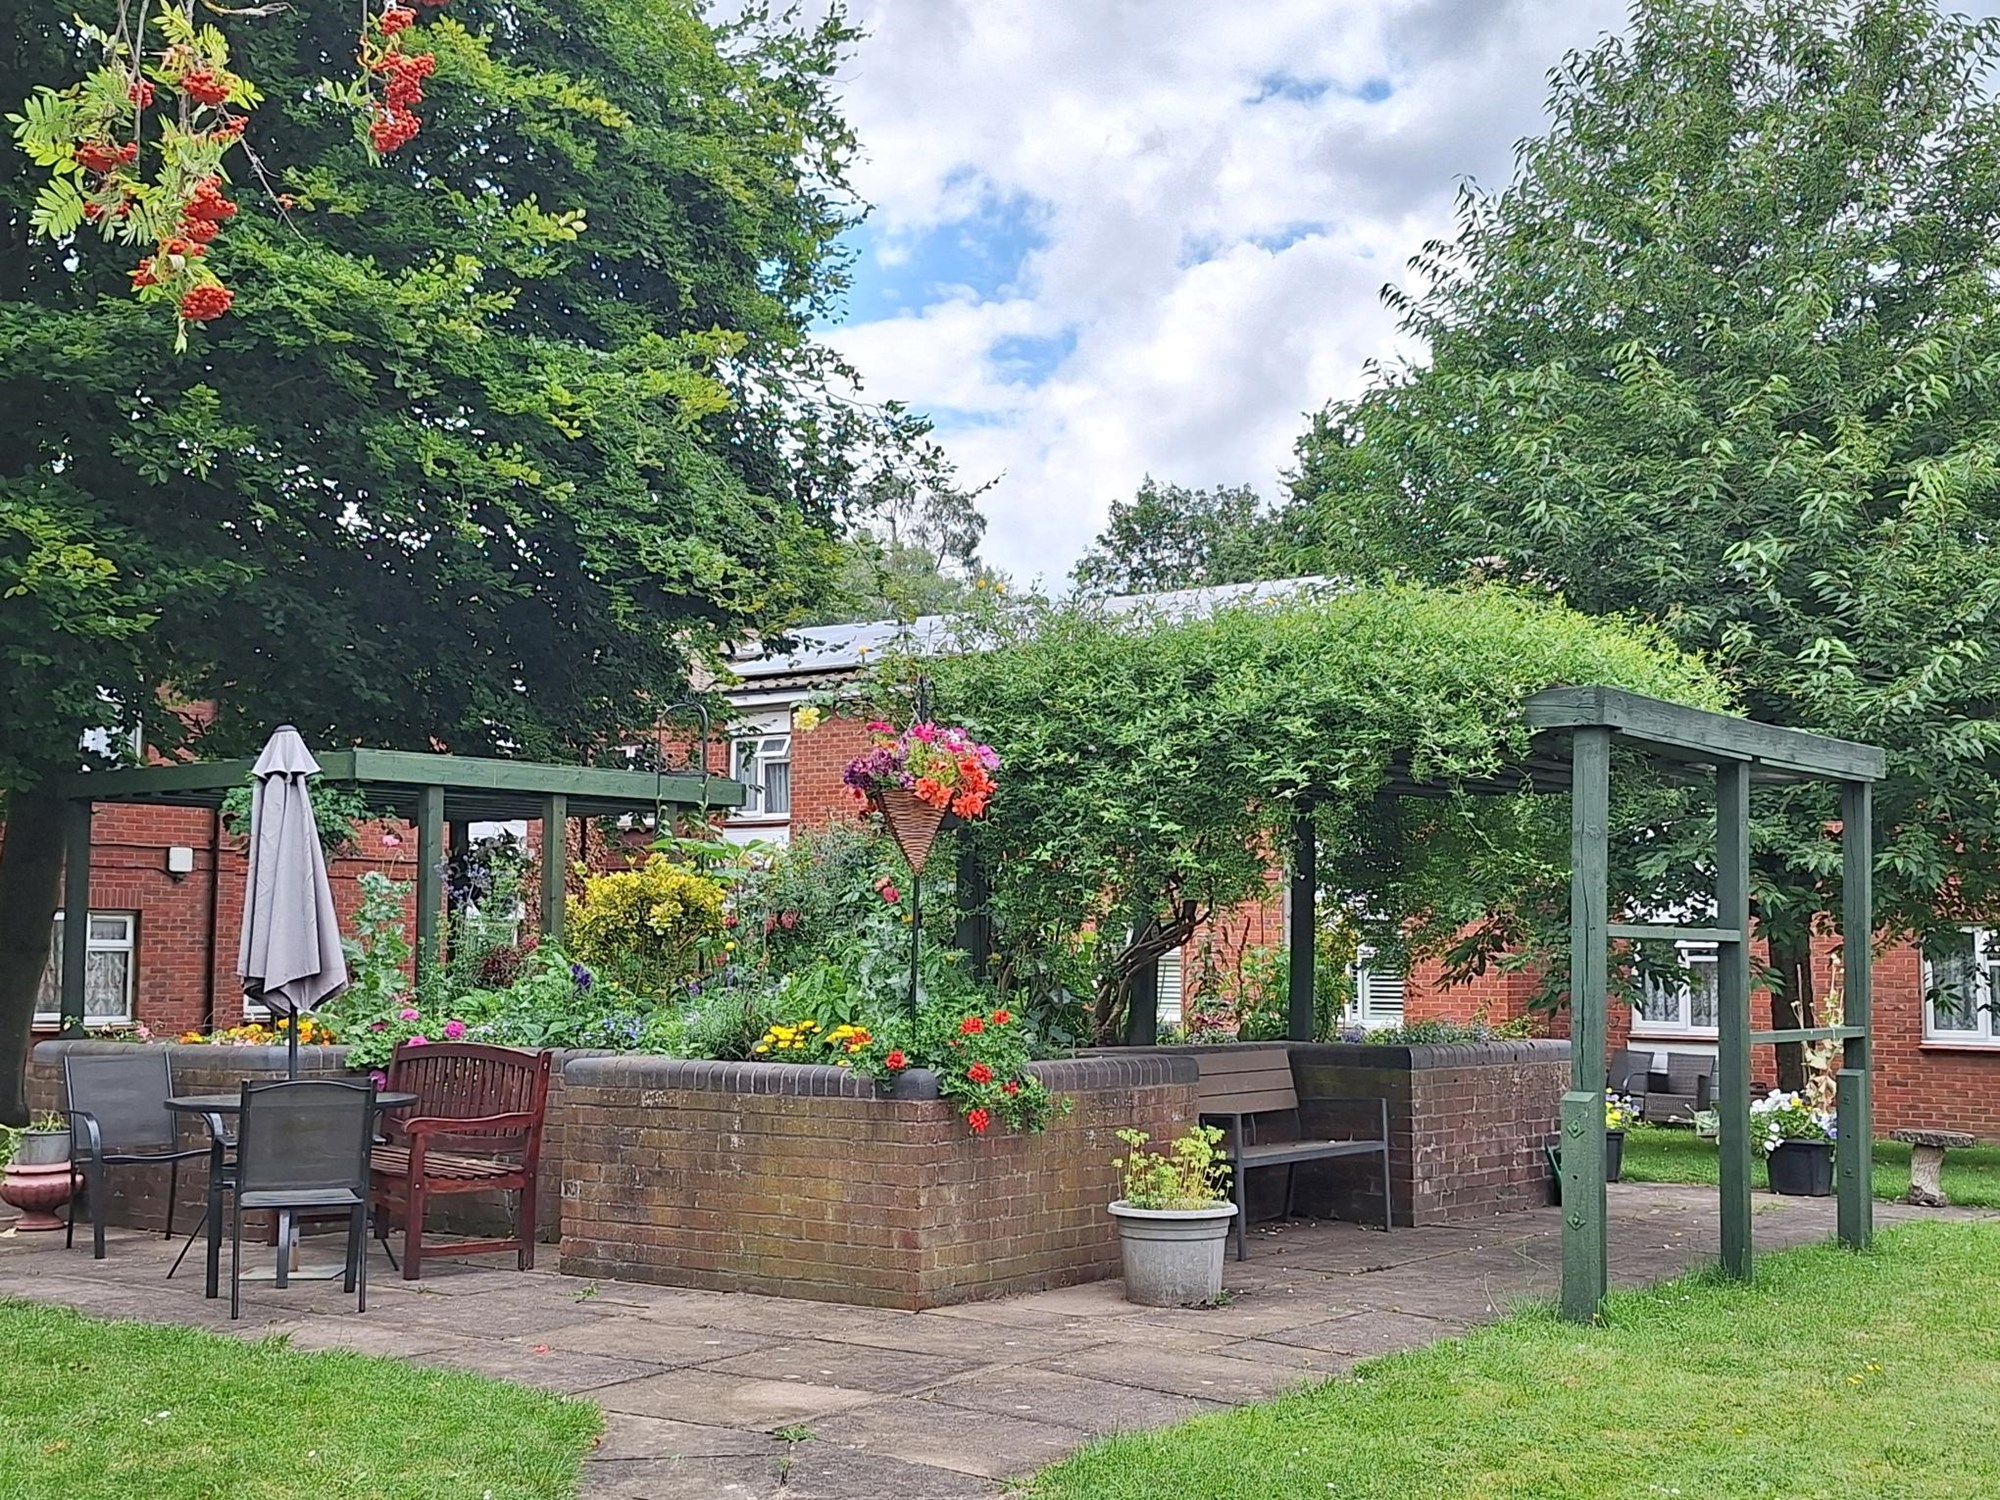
<box><xmin>237</xmin><ymin>726</ymin><xmax>348</xmax><ymax>1078</ymax></box>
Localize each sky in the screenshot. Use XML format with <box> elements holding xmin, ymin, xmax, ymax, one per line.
<box><xmin>816</xmin><ymin>0</ymin><xmax>1644</xmax><ymax>584</ymax></box>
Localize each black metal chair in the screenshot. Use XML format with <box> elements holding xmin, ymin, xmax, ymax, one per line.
<box><xmin>63</xmin><ymin>1050</ymin><xmax>212</xmax><ymax>1260</ymax></box>
<box><xmin>229</xmin><ymin>1079</ymin><xmax>376</xmax><ymax>1319</ymax></box>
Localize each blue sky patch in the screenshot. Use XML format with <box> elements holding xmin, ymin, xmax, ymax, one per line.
<box><xmin>990</xmin><ymin>328</ymin><xmax>1079</xmax><ymax>386</ymax></box>
<box><xmin>832</xmin><ymin>181</ymin><xmax>1053</xmax><ymax>327</ymax></box>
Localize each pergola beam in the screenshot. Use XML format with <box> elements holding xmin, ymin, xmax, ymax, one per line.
<box><xmin>1525</xmin><ymin>686</ymin><xmax>1885</xmax><ymax>782</ymax></box>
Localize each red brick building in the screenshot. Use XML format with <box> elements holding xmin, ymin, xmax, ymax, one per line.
<box><xmin>15</xmin><ymin>599</ymin><xmax>1998</xmax><ymax>1140</ymax></box>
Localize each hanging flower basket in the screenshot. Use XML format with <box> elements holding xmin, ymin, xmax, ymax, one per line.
<box><xmin>844</xmin><ymin>718</ymin><xmax>1000</xmax><ymax>874</ymax></box>
<box><xmin>875</xmin><ymin>785</ymin><xmax>948</xmax><ymax>875</ymax></box>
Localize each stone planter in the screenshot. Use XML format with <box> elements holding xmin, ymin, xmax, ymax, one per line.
<box><xmin>1109</xmin><ymin>1200</ymin><xmax>1235</xmax><ymax>1306</ymax></box>
<box><xmin>1767</xmin><ymin>1139</ymin><xmax>1835</xmax><ymax>1197</ymax></box>
<box><xmin>2</xmin><ymin>1153</ymin><xmax>76</xmax><ymax>1232</ymax></box>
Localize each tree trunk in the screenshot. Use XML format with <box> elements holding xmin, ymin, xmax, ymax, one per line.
<box><xmin>1092</xmin><ymin>898</ymin><xmax>1202</xmax><ymax>1045</ymax></box>
<box><xmin>0</xmin><ymin>792</ymin><xmax>65</xmax><ymax>1125</ymax></box>
<box><xmin>1768</xmin><ymin>928</ymin><xmax>1814</xmax><ymax>1094</ymax></box>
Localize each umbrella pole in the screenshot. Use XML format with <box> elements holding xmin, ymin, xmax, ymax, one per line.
<box><xmin>288</xmin><ymin>1017</ymin><xmax>299</xmax><ymax>1080</ymax></box>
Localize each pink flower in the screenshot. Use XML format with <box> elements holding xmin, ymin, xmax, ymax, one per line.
<box><xmin>443</xmin><ymin>1019</ymin><xmax>466</xmax><ymax>1040</ymax></box>
<box><xmin>369</xmin><ymin>1020</ymin><xmax>387</xmax><ymax>1032</ymax></box>
<box><xmin>407</xmin><ymin>1034</ymin><xmax>429</xmax><ymax>1046</ymax></box>
<box><xmin>398</xmin><ymin>1007</ymin><xmax>420</xmax><ymax>1021</ymax></box>
<box><xmin>911</xmin><ymin>723</ymin><xmax>938</xmax><ymax>742</ymax></box>
<box><xmin>369</xmin><ymin>1069</ymin><xmax>388</xmax><ymax>1088</ymax></box>
<box><xmin>866</xmin><ymin>720</ymin><xmax>892</xmax><ymax>733</ymax></box>
<box><xmin>382</xmin><ymin>833</ymin><xmax>402</xmax><ymax>847</ymax></box>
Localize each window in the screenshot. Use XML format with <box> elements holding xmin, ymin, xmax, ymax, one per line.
<box><xmin>1157</xmin><ymin>949</ymin><xmax>1185</xmax><ymax>1028</ymax></box>
<box><xmin>1924</xmin><ymin>928</ymin><xmax>2000</xmax><ymax>1044</ymax></box>
<box><xmin>1348</xmin><ymin>947</ymin><xmax>1406</xmax><ymax>1029</ymax></box>
<box><xmin>35</xmin><ymin>912</ymin><xmax>137</xmax><ymax>1027</ymax></box>
<box><xmin>731</xmin><ymin>732</ymin><xmax>791</xmax><ymax>818</ymax></box>
<box><xmin>1634</xmin><ymin>942</ymin><xmax>1720</xmax><ymax>1035</ymax></box>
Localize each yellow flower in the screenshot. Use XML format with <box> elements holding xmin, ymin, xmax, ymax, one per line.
<box><xmin>793</xmin><ymin>706</ymin><xmax>823</xmax><ymax>734</ymax></box>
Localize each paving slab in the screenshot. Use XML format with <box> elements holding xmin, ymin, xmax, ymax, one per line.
<box><xmin>702</xmin><ymin>1337</ymin><xmax>978</xmax><ymax>1394</ymax></box>
<box><xmin>531</xmin><ymin>1315</ymin><xmax>782</xmax><ymax>1367</ymax></box>
<box><xmin>579</xmin><ymin>1453</ymin><xmax>781</xmax><ymax>1499</ymax></box>
<box><xmin>809</xmin><ymin>1397</ymin><xmax>1080</xmax><ymax>1478</ymax></box>
<box><xmin>408</xmin><ymin>1342</ymin><xmax>664</xmax><ymax>1394</ymax></box>
<box><xmin>920</xmin><ymin>1365</ymin><xmax>1225</xmax><ymax>1435</ymax></box>
<box><xmin>1047</xmin><ymin>1342</ymin><xmax>1314</xmax><ymax>1402</ymax></box>
<box><xmin>589</xmin><ymin>1412</ymin><xmax>779</xmax><ymax>1461</ymax></box>
<box><xmin>590</xmin><ymin>1367</ymin><xmax>881</xmax><ymax>1428</ymax></box>
<box><xmin>778</xmin><ymin>1444</ymin><xmax>1003</xmax><ymax>1499</ymax></box>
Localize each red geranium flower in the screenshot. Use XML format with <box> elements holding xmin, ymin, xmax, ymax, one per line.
<box><xmin>967</xmin><ymin>1062</ymin><xmax>993</xmax><ymax>1085</ymax></box>
<box><xmin>884</xmin><ymin>1049</ymin><xmax>908</xmax><ymax>1071</ymax></box>
<box><xmin>991</xmin><ymin>1009</ymin><xmax>1012</xmax><ymax>1026</ymax></box>
<box><xmin>1003</xmin><ymin>1080</ymin><xmax>1020</xmax><ymax>1096</ymax></box>
<box><xmin>959</xmin><ymin>1016</ymin><xmax>985</xmax><ymax>1035</ymax></box>
<box><xmin>966</xmin><ymin>1107</ymin><xmax>991</xmax><ymax>1134</ymax></box>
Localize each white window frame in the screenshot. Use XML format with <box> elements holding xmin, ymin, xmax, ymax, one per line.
<box><xmin>36</xmin><ymin>911</ymin><xmax>138</xmax><ymax>1027</ymax></box>
<box><xmin>1347</xmin><ymin>946</ymin><xmax>1406</xmax><ymax>1029</ymax></box>
<box><xmin>727</xmin><ymin>710</ymin><xmax>793</xmax><ymax>823</ymax></box>
<box><xmin>1632</xmin><ymin>940</ymin><xmax>1720</xmax><ymax>1037</ymax></box>
<box><xmin>1157</xmin><ymin>948</ymin><xmax>1185</xmax><ymax>1028</ymax></box>
<box><xmin>1923</xmin><ymin>927</ymin><xmax>2000</xmax><ymax>1046</ymax></box>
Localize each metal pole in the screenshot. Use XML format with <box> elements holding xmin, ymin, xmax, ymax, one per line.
<box><xmin>908</xmin><ymin>868</ymin><xmax>922</xmax><ymax>1018</ymax></box>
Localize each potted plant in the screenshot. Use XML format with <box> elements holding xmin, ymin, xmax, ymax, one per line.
<box><xmin>0</xmin><ymin>1112</ymin><xmax>76</xmax><ymax>1232</ymax></box>
<box><xmin>1108</xmin><ymin>1125</ymin><xmax>1236</xmax><ymax>1307</ymax></box>
<box><xmin>1604</xmin><ymin>1091</ymin><xmax>1639</xmax><ymax>1183</ymax></box>
<box><xmin>1751</xmin><ymin>1089</ymin><xmax>1836</xmax><ymax>1196</ymax></box>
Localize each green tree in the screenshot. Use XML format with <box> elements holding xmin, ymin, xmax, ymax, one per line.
<box><xmin>0</xmin><ymin>0</ymin><xmax>902</xmax><ymax>1118</ymax></box>
<box><xmin>915</xmin><ymin>585</ymin><xmax>1724</xmax><ymax>1043</ymax></box>
<box><xmin>1072</xmin><ymin>478</ymin><xmax>1287</xmax><ymax>596</ymax></box>
<box><xmin>1284</xmin><ymin>0</ymin><xmax>2000</xmax><ymax>1083</ymax></box>
<box><xmin>812</xmin><ymin>440</ymin><xmax>1004</xmax><ymax>623</ymax></box>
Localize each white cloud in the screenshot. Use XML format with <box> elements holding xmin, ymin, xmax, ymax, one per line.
<box><xmin>811</xmin><ymin>2</ymin><xmax>1635</xmax><ymax>579</ymax></box>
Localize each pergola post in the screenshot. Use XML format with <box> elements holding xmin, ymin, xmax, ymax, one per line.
<box><xmin>1559</xmin><ymin>725</ymin><xmax>1611</xmax><ymax>1322</ymax></box>
<box><xmin>1716</xmin><ymin>759</ymin><xmax>1753</xmax><ymax>1280</ymax></box>
<box><xmin>1125</xmin><ymin>958</ymin><xmax>1160</xmax><ymax>1046</ymax></box>
<box><xmin>414</xmin><ymin>783</ymin><xmax>445</xmax><ymax>986</ymax></box>
<box><xmin>539</xmin><ymin>793</ymin><xmax>568</xmax><ymax>946</ymax></box>
<box><xmin>59</xmin><ymin>799</ymin><xmax>93</xmax><ymax>1037</ymax></box>
<box><xmin>1288</xmin><ymin>810</ymin><xmax>1317</xmax><ymax>1042</ymax></box>
<box><xmin>1838</xmin><ymin>780</ymin><xmax>1874</xmax><ymax>1250</ymax></box>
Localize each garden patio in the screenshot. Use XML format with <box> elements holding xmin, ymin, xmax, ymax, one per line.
<box><xmin>0</xmin><ymin>1183</ymin><xmax>1983</xmax><ymax>1499</ymax></box>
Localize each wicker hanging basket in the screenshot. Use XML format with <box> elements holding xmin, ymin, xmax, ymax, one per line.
<box><xmin>875</xmin><ymin>785</ymin><xmax>947</xmax><ymax>875</ymax></box>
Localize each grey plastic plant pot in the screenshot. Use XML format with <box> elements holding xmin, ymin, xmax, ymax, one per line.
<box><xmin>13</xmin><ymin>1130</ymin><xmax>70</xmax><ymax>1168</ymax></box>
<box><xmin>1109</xmin><ymin>1200</ymin><xmax>1237</xmax><ymax>1306</ymax></box>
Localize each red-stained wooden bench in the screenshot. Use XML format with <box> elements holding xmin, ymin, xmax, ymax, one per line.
<box><xmin>371</xmin><ymin>1042</ymin><xmax>552</xmax><ymax>1281</ymax></box>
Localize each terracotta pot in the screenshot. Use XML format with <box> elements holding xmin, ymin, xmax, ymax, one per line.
<box><xmin>875</xmin><ymin>785</ymin><xmax>947</xmax><ymax>874</ymax></box>
<box><xmin>1</xmin><ymin>1160</ymin><xmax>77</xmax><ymax>1232</ymax></box>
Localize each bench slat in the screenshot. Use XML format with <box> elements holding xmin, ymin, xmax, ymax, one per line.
<box><xmin>1238</xmin><ymin>1141</ymin><xmax>1383</xmax><ymax>1167</ymax></box>
<box><xmin>1199</xmin><ymin>1088</ymin><xmax>1302</xmax><ymax>1115</ymax></box>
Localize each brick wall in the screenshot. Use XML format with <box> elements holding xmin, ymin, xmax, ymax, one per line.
<box><xmin>558</xmin><ymin>1052</ymin><xmax>1199</xmax><ymax>1310</ymax></box>
<box><xmin>1288</xmin><ymin>1040</ymin><xmax>1571</xmax><ymax>1224</ymax></box>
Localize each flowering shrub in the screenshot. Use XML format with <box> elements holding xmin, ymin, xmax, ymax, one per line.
<box><xmin>337</xmin><ymin>1003</ymin><xmax>472</xmax><ymax>1072</ymax></box>
<box><xmin>1113</xmin><ymin>1126</ymin><xmax>1229</xmax><ymax>1210</ymax></box>
<box><xmin>750</xmin><ymin>1019</ymin><xmax>872</xmax><ymax>1060</ymax></box>
<box><xmin>566</xmin><ymin>855</ymin><xmax>727</xmax><ymax>995</ymax></box>
<box><xmin>1750</xmin><ymin>1089</ymin><xmax>1836</xmax><ymax>1155</ymax></box>
<box><xmin>177</xmin><ymin>1014</ymin><xmax>338</xmax><ymax>1047</ymax></box>
<box><xmin>856</xmin><ymin>1000</ymin><xmax>1059</xmax><ymax>1135</ymax></box>
<box><xmin>1604</xmin><ymin>1091</ymin><xmax>1640</xmax><ymax>1132</ymax></box>
<box><xmin>843</xmin><ymin>721</ymin><xmax>1000</xmax><ymax>818</ymax></box>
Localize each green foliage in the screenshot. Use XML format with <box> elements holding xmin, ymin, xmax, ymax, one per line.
<box><xmin>921</xmin><ymin>583</ymin><xmax>1726</xmax><ymax>1041</ymax></box>
<box><xmin>332</xmin><ymin>871</ymin><xmax>413</xmax><ymax>1018</ymax></box>
<box><xmin>1072</xmin><ymin>478</ymin><xmax>1289</xmax><ymax>596</ymax></box>
<box><xmin>564</xmin><ymin>855</ymin><xmax>726</xmax><ymax>996</ymax></box>
<box><xmin>1112</xmin><ymin>1126</ymin><xmax>1229</xmax><ymax>1210</ymax></box>
<box><xmin>1346</xmin><ymin>1017</ymin><xmax>1534</xmax><ymax>1047</ymax></box>
<box><xmin>1284</xmin><ymin>0</ymin><xmax>2000</xmax><ymax>993</ymax></box>
<box><xmin>0</xmin><ymin>1300</ymin><xmax>601</xmax><ymax>1498</ymax></box>
<box><xmin>1202</xmin><ymin>938</ymin><xmax>1356</xmax><ymax>1043</ymax></box>
<box><xmin>218</xmin><ymin>777</ymin><xmax>378</xmax><ymax>858</ymax></box>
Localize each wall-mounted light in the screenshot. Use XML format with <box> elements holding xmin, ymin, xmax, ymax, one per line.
<box><xmin>165</xmin><ymin>846</ymin><xmax>195</xmax><ymax>880</ymax></box>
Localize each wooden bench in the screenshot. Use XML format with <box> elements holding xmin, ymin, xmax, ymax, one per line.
<box><xmin>371</xmin><ymin>1042</ymin><xmax>553</xmax><ymax>1281</ymax></box>
<box><xmin>1194</xmin><ymin>1046</ymin><xmax>1391</xmax><ymax>1261</ymax></box>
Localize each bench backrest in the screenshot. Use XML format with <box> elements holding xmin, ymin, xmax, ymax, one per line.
<box><xmin>384</xmin><ymin>1042</ymin><xmax>552</xmax><ymax>1155</ymax></box>
<box><xmin>1193</xmin><ymin>1045</ymin><xmax>1300</xmax><ymax>1117</ymax></box>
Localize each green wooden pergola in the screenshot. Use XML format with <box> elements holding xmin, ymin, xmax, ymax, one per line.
<box><xmin>1280</xmin><ymin>685</ymin><xmax>1886</xmax><ymax>1321</ymax></box>
<box><xmin>52</xmin><ymin>747</ymin><xmax>743</xmax><ymax>1032</ymax></box>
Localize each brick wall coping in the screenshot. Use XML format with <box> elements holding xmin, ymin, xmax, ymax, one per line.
<box><xmin>33</xmin><ymin>1038</ymin><xmax>352</xmax><ymax>1070</ymax></box>
<box><xmin>561</xmin><ymin>1051</ymin><xmax>1196</xmax><ymax>1098</ymax></box>
<box><xmin>1092</xmin><ymin>1039</ymin><xmax>1573</xmax><ymax>1070</ymax></box>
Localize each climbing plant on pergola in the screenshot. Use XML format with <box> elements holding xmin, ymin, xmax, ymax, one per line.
<box><xmin>1279</xmin><ymin>685</ymin><xmax>1885</xmax><ymax>1321</ymax></box>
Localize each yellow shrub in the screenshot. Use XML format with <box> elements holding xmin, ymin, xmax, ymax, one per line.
<box><xmin>566</xmin><ymin>855</ymin><xmax>726</xmax><ymax>989</ymax></box>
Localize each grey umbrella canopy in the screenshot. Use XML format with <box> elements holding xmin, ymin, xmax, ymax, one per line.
<box><xmin>237</xmin><ymin>726</ymin><xmax>348</xmax><ymax>1076</ymax></box>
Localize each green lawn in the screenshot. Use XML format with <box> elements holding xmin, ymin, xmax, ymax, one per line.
<box><xmin>1029</xmin><ymin>1220</ymin><xmax>2000</xmax><ymax>1500</ymax></box>
<box><xmin>1618</xmin><ymin>1126</ymin><xmax>2000</xmax><ymax>1208</ymax></box>
<box><xmin>0</xmin><ymin>1300</ymin><xmax>601</xmax><ymax>1499</ymax></box>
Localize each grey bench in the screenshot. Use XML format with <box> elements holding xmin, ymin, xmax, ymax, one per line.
<box><xmin>1194</xmin><ymin>1046</ymin><xmax>1390</xmax><ymax>1261</ymax></box>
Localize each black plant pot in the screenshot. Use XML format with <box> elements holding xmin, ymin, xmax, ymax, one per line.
<box><xmin>1767</xmin><ymin>1140</ymin><xmax>1835</xmax><ymax>1197</ymax></box>
<box><xmin>1606</xmin><ymin>1129</ymin><xmax>1625</xmax><ymax>1184</ymax></box>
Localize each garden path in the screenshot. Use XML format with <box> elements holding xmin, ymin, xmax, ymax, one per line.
<box><xmin>0</xmin><ymin>1185</ymin><xmax>1984</xmax><ymax>1499</ymax></box>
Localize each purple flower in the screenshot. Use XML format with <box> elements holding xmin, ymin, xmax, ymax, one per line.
<box><xmin>407</xmin><ymin>1034</ymin><xmax>430</xmax><ymax>1047</ymax></box>
<box><xmin>369</xmin><ymin>1069</ymin><xmax>388</xmax><ymax>1088</ymax></box>
<box><xmin>398</xmin><ymin>1007</ymin><xmax>420</xmax><ymax>1022</ymax></box>
<box><xmin>369</xmin><ymin>1020</ymin><xmax>387</xmax><ymax>1032</ymax></box>
<box><xmin>443</xmin><ymin>1019</ymin><xmax>466</xmax><ymax>1040</ymax></box>
<box><xmin>570</xmin><ymin>962</ymin><xmax>594</xmax><ymax>992</ymax></box>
